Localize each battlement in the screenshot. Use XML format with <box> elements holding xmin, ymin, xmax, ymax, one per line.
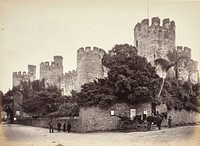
<box><xmin>40</xmin><ymin>55</ymin><xmax>63</xmax><ymax>68</ymax></box>
<box><xmin>13</xmin><ymin>63</ymin><xmax>36</xmax><ymax>78</ymax></box>
<box><xmin>13</xmin><ymin>71</ymin><xmax>28</xmax><ymax>77</ymax></box>
<box><xmin>77</xmin><ymin>46</ymin><xmax>105</xmax><ymax>55</ymax></box>
<box><xmin>176</xmin><ymin>46</ymin><xmax>191</xmax><ymax>58</ymax></box>
<box><xmin>65</xmin><ymin>70</ymin><xmax>77</xmax><ymax>78</ymax></box>
<box><xmin>28</xmin><ymin>65</ymin><xmax>36</xmax><ymax>69</ymax></box>
<box><xmin>54</xmin><ymin>55</ymin><xmax>63</xmax><ymax>60</ymax></box>
<box><xmin>134</xmin><ymin>17</ymin><xmax>176</xmax><ymax>32</ymax></box>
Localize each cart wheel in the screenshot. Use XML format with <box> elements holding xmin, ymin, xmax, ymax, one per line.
<box><xmin>120</xmin><ymin>121</ymin><xmax>132</xmax><ymax>133</ymax></box>
<box><xmin>141</xmin><ymin>121</ymin><xmax>148</xmax><ymax>132</ymax></box>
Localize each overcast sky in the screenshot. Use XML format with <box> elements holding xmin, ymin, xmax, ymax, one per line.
<box><xmin>0</xmin><ymin>0</ymin><xmax>200</xmax><ymax>93</ymax></box>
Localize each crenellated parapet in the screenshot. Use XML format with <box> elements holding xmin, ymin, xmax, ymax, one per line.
<box><xmin>134</xmin><ymin>17</ymin><xmax>175</xmax><ymax>34</ymax></box>
<box><xmin>13</xmin><ymin>65</ymin><xmax>36</xmax><ymax>86</ymax></box>
<box><xmin>77</xmin><ymin>46</ymin><xmax>105</xmax><ymax>58</ymax></box>
<box><xmin>64</xmin><ymin>70</ymin><xmax>77</xmax><ymax>78</ymax></box>
<box><xmin>176</xmin><ymin>46</ymin><xmax>191</xmax><ymax>58</ymax></box>
<box><xmin>134</xmin><ymin>17</ymin><xmax>176</xmax><ymax>63</ymax></box>
<box><xmin>40</xmin><ymin>56</ymin><xmax>63</xmax><ymax>73</ymax></box>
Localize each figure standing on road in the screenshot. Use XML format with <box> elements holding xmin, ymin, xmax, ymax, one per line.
<box><xmin>48</xmin><ymin>117</ymin><xmax>54</xmax><ymax>133</ymax></box>
<box><xmin>63</xmin><ymin>123</ymin><xmax>66</xmax><ymax>132</ymax></box>
<box><xmin>168</xmin><ymin>116</ymin><xmax>172</xmax><ymax>128</ymax></box>
<box><xmin>67</xmin><ymin>122</ymin><xmax>71</xmax><ymax>133</ymax></box>
<box><xmin>57</xmin><ymin>122</ymin><xmax>62</xmax><ymax>132</ymax></box>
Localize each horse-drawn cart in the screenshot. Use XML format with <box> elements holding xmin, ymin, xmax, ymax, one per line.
<box><xmin>118</xmin><ymin>115</ymin><xmax>148</xmax><ymax>132</ymax></box>
<box><xmin>118</xmin><ymin>112</ymin><xmax>167</xmax><ymax>132</ymax></box>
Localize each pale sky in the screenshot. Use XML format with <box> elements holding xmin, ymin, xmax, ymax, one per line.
<box><xmin>0</xmin><ymin>0</ymin><xmax>200</xmax><ymax>93</ymax></box>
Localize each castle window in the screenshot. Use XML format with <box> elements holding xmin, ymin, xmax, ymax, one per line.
<box><xmin>136</xmin><ymin>40</ymin><xmax>138</xmax><ymax>47</ymax></box>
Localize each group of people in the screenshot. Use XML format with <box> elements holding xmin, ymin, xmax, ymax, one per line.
<box><xmin>48</xmin><ymin>117</ymin><xmax>71</xmax><ymax>133</ymax></box>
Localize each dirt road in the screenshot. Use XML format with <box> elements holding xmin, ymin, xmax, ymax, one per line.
<box><xmin>0</xmin><ymin>123</ymin><xmax>200</xmax><ymax>146</ymax></box>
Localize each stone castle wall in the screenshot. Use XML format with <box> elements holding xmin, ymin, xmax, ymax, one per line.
<box><xmin>13</xmin><ymin>65</ymin><xmax>36</xmax><ymax>86</ymax></box>
<box><xmin>61</xmin><ymin>70</ymin><xmax>77</xmax><ymax>95</ymax></box>
<box><xmin>40</xmin><ymin>56</ymin><xmax>63</xmax><ymax>88</ymax></box>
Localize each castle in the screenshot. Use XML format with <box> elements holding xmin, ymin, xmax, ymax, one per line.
<box><xmin>13</xmin><ymin>17</ymin><xmax>199</xmax><ymax>95</ymax></box>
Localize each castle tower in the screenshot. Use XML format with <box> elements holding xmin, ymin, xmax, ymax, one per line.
<box><xmin>54</xmin><ymin>56</ymin><xmax>63</xmax><ymax>67</ymax></box>
<box><xmin>76</xmin><ymin>46</ymin><xmax>105</xmax><ymax>90</ymax></box>
<box><xmin>40</xmin><ymin>56</ymin><xmax>63</xmax><ymax>88</ymax></box>
<box><xmin>134</xmin><ymin>17</ymin><xmax>176</xmax><ymax>64</ymax></box>
<box><xmin>28</xmin><ymin>65</ymin><xmax>36</xmax><ymax>82</ymax></box>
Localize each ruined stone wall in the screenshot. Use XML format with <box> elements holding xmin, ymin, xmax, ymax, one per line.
<box><xmin>76</xmin><ymin>47</ymin><xmax>105</xmax><ymax>90</ymax></box>
<box><xmin>13</xmin><ymin>65</ymin><xmax>36</xmax><ymax>87</ymax></box>
<box><xmin>40</xmin><ymin>56</ymin><xmax>63</xmax><ymax>88</ymax></box>
<box><xmin>134</xmin><ymin>17</ymin><xmax>176</xmax><ymax>64</ymax></box>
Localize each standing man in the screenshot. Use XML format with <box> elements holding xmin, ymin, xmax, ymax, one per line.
<box><xmin>67</xmin><ymin>121</ymin><xmax>71</xmax><ymax>133</ymax></box>
<box><xmin>168</xmin><ymin>116</ymin><xmax>172</xmax><ymax>128</ymax></box>
<box><xmin>49</xmin><ymin>117</ymin><xmax>54</xmax><ymax>133</ymax></box>
<box><xmin>57</xmin><ymin>122</ymin><xmax>62</xmax><ymax>132</ymax></box>
<box><xmin>63</xmin><ymin>123</ymin><xmax>66</xmax><ymax>132</ymax></box>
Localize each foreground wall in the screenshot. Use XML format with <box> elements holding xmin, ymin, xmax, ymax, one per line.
<box><xmin>16</xmin><ymin>117</ymin><xmax>80</xmax><ymax>132</ymax></box>
<box><xmin>78</xmin><ymin>102</ymin><xmax>151</xmax><ymax>132</ymax></box>
<box><xmin>16</xmin><ymin>107</ymin><xmax>200</xmax><ymax>132</ymax></box>
<box><xmin>166</xmin><ymin>109</ymin><xmax>200</xmax><ymax>126</ymax></box>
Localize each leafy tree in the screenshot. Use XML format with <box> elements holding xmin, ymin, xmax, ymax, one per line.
<box><xmin>75</xmin><ymin>44</ymin><xmax>161</xmax><ymax>108</ymax></box>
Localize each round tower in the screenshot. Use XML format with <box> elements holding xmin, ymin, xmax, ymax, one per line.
<box><xmin>134</xmin><ymin>17</ymin><xmax>176</xmax><ymax>64</ymax></box>
<box><xmin>76</xmin><ymin>46</ymin><xmax>105</xmax><ymax>90</ymax></box>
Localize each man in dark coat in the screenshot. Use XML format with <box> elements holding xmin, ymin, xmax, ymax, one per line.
<box><xmin>63</xmin><ymin>123</ymin><xmax>66</xmax><ymax>132</ymax></box>
<box><xmin>57</xmin><ymin>122</ymin><xmax>62</xmax><ymax>132</ymax></box>
<box><xmin>67</xmin><ymin>122</ymin><xmax>71</xmax><ymax>133</ymax></box>
<box><xmin>48</xmin><ymin>117</ymin><xmax>54</xmax><ymax>133</ymax></box>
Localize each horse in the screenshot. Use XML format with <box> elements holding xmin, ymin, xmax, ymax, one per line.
<box><xmin>146</xmin><ymin>112</ymin><xmax>167</xmax><ymax>130</ymax></box>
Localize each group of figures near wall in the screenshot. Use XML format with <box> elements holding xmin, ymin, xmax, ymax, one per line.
<box><xmin>48</xmin><ymin>117</ymin><xmax>71</xmax><ymax>133</ymax></box>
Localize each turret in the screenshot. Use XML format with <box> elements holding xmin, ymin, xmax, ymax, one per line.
<box><xmin>76</xmin><ymin>46</ymin><xmax>106</xmax><ymax>90</ymax></box>
<box><xmin>176</xmin><ymin>46</ymin><xmax>191</xmax><ymax>58</ymax></box>
<box><xmin>134</xmin><ymin>17</ymin><xmax>176</xmax><ymax>63</ymax></box>
<box><xmin>54</xmin><ymin>56</ymin><xmax>63</xmax><ymax>67</ymax></box>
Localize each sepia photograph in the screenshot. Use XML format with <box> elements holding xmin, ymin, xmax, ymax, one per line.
<box><xmin>0</xmin><ymin>0</ymin><xmax>200</xmax><ymax>146</ymax></box>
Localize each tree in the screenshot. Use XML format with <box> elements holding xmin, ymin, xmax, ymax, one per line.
<box><xmin>74</xmin><ymin>44</ymin><xmax>161</xmax><ymax>108</ymax></box>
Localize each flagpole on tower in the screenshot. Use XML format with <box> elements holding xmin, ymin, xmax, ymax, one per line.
<box><xmin>147</xmin><ymin>0</ymin><xmax>149</xmax><ymax>20</ymax></box>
